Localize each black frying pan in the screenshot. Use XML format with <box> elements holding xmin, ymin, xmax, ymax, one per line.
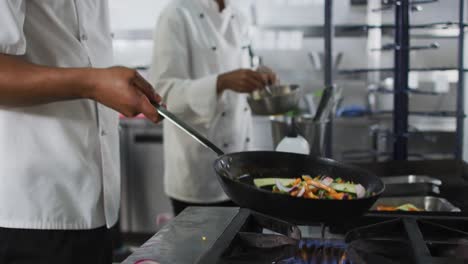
<box><xmin>154</xmin><ymin>103</ymin><xmax>385</xmax><ymax>224</ymax></box>
<box><xmin>214</xmin><ymin>151</ymin><xmax>384</xmax><ymax>224</ymax></box>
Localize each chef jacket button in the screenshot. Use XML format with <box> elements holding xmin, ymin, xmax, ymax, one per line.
<box><xmin>223</xmin><ymin>143</ymin><xmax>229</xmax><ymax>148</ymax></box>
<box><xmin>101</xmin><ymin>130</ymin><xmax>107</xmax><ymax>136</ymax></box>
<box><xmin>212</xmin><ymin>46</ymin><xmax>217</xmax><ymax>51</ymax></box>
<box><xmin>246</xmin><ymin>138</ymin><xmax>251</xmax><ymax>143</ymax></box>
<box><xmin>244</xmin><ymin>107</ymin><xmax>249</xmax><ymax>112</ymax></box>
<box><xmin>231</xmin><ymin>15</ymin><xmax>235</xmax><ymax>19</ymax></box>
<box><xmin>200</xmin><ymin>13</ymin><xmax>205</xmax><ymax>19</ymax></box>
<box><xmin>80</xmin><ymin>34</ymin><xmax>88</xmax><ymax>41</ymax></box>
<box><xmin>221</xmin><ymin>112</ymin><xmax>226</xmax><ymax>117</ymax></box>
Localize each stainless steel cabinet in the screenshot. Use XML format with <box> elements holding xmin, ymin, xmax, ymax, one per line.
<box><xmin>119</xmin><ymin>119</ymin><xmax>172</xmax><ymax>234</ymax></box>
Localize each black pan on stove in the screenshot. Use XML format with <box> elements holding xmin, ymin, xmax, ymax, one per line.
<box><xmin>213</xmin><ymin>151</ymin><xmax>385</xmax><ymax>224</ymax></box>
<box><xmin>153</xmin><ymin>103</ymin><xmax>385</xmax><ymax>225</ymax></box>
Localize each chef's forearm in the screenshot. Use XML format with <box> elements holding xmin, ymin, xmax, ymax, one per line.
<box><xmin>0</xmin><ymin>53</ymin><xmax>94</xmax><ymax>107</ymax></box>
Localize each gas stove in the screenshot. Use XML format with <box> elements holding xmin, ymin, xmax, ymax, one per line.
<box><xmin>122</xmin><ymin>207</ymin><xmax>468</xmax><ymax>264</ymax></box>
<box><xmin>122</xmin><ymin>160</ymin><xmax>468</xmax><ymax>264</ymax></box>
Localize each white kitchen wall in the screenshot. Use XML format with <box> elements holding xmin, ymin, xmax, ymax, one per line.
<box><xmin>109</xmin><ymin>0</ymin><xmax>170</xmax><ymax>31</ymax></box>
<box><xmin>109</xmin><ymin>0</ymin><xmax>253</xmax><ymax>67</ymax></box>
<box><xmin>109</xmin><ymin>0</ymin><xmax>253</xmax><ymax>31</ymax></box>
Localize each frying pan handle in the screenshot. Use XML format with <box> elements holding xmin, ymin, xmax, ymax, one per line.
<box><xmin>152</xmin><ymin>102</ymin><xmax>225</xmax><ymax>156</ymax></box>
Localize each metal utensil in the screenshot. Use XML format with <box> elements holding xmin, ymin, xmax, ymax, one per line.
<box><xmin>318</xmin><ymin>86</ymin><xmax>342</xmax><ymax>122</ymax></box>
<box><xmin>264</xmin><ymin>84</ymin><xmax>273</xmax><ymax>96</ymax></box>
<box><xmin>257</xmin><ymin>58</ymin><xmax>274</xmax><ymax>96</ymax></box>
<box><xmin>248</xmin><ymin>84</ymin><xmax>301</xmax><ymax>116</ymax></box>
<box><xmin>270</xmin><ymin>115</ymin><xmax>327</xmax><ymax>157</ymax></box>
<box><xmin>152</xmin><ymin>103</ymin><xmax>224</xmax><ymax>156</ymax></box>
<box><xmin>313</xmin><ymin>86</ymin><xmax>333</xmax><ymax>122</ymax></box>
<box><xmin>334</xmin><ymin>52</ymin><xmax>343</xmax><ymax>69</ymax></box>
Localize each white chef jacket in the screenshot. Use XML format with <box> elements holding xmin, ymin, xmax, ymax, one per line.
<box><xmin>0</xmin><ymin>0</ymin><xmax>120</xmax><ymax>229</ymax></box>
<box><xmin>149</xmin><ymin>0</ymin><xmax>253</xmax><ymax>203</ymax></box>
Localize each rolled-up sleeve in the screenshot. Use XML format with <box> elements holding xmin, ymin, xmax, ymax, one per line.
<box><xmin>0</xmin><ymin>0</ymin><xmax>26</xmax><ymax>55</ymax></box>
<box><xmin>148</xmin><ymin>7</ymin><xmax>218</xmax><ymax>123</ymax></box>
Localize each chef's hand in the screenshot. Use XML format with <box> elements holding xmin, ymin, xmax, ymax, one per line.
<box><xmin>88</xmin><ymin>66</ymin><xmax>163</xmax><ymax>123</ymax></box>
<box><xmin>217</xmin><ymin>69</ymin><xmax>273</xmax><ymax>94</ymax></box>
<box><xmin>256</xmin><ymin>65</ymin><xmax>278</xmax><ymax>85</ymax></box>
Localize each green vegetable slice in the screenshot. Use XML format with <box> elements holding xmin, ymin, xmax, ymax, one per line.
<box><xmin>396</xmin><ymin>204</ymin><xmax>422</xmax><ymax>211</ymax></box>
<box><xmin>329</xmin><ymin>183</ymin><xmax>357</xmax><ymax>194</ymax></box>
<box><xmin>253</xmin><ymin>178</ymin><xmax>295</xmax><ymax>188</ymax></box>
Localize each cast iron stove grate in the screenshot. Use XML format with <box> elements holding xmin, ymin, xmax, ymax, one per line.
<box><xmin>345</xmin><ymin>218</ymin><xmax>468</xmax><ymax>264</ymax></box>
<box><xmin>201</xmin><ymin>209</ymin><xmax>468</xmax><ymax>264</ymax></box>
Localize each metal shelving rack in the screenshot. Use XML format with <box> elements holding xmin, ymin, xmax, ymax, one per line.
<box><xmin>393</xmin><ymin>0</ymin><xmax>410</xmax><ymax>160</ymax></box>
<box><xmin>257</xmin><ymin>22</ymin><xmax>465</xmax><ymax>39</ymax></box>
<box><xmin>324</xmin><ymin>0</ymin><xmax>466</xmax><ymax>161</ymax></box>
<box><xmin>456</xmin><ymin>0</ymin><xmax>465</xmax><ymax>159</ymax></box>
<box><xmin>324</xmin><ymin>0</ymin><xmax>334</xmax><ymax>157</ymax></box>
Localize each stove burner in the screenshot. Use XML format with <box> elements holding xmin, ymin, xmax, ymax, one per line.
<box><xmin>222</xmin><ymin>238</ymin><xmax>351</xmax><ymax>264</ymax></box>
<box><xmin>278</xmin><ymin>239</ymin><xmax>351</xmax><ymax>264</ymax></box>
<box><xmin>219</xmin><ymin>213</ymin><xmax>352</xmax><ymax>264</ymax></box>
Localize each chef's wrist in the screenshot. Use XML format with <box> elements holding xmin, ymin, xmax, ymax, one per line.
<box><xmin>77</xmin><ymin>68</ymin><xmax>100</xmax><ymax>100</ymax></box>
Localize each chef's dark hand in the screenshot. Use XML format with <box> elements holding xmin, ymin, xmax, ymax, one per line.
<box><xmin>217</xmin><ymin>69</ymin><xmax>275</xmax><ymax>94</ymax></box>
<box><xmin>88</xmin><ymin>66</ymin><xmax>163</xmax><ymax>123</ymax></box>
<box><xmin>257</xmin><ymin>65</ymin><xmax>278</xmax><ymax>85</ymax></box>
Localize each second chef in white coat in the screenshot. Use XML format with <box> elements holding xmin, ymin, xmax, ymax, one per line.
<box><xmin>149</xmin><ymin>0</ymin><xmax>276</xmax><ymax>214</ymax></box>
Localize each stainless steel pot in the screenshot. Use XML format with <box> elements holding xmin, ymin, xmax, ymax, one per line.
<box><xmin>270</xmin><ymin>115</ymin><xmax>328</xmax><ymax>156</ymax></box>
<box><xmin>247</xmin><ymin>84</ymin><xmax>301</xmax><ymax>116</ymax></box>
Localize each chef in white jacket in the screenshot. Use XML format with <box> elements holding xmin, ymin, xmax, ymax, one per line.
<box><xmin>0</xmin><ymin>1</ymin><xmax>163</xmax><ymax>263</ymax></box>
<box><xmin>149</xmin><ymin>0</ymin><xmax>276</xmax><ymax>214</ymax></box>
